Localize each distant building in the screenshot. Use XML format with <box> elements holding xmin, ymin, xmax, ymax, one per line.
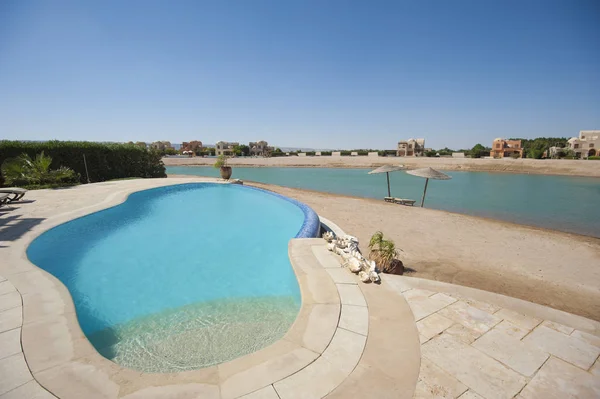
<box><xmin>397</xmin><ymin>138</ymin><xmax>425</xmax><ymax>157</ymax></box>
<box><xmin>249</xmin><ymin>140</ymin><xmax>273</xmax><ymax>157</ymax></box>
<box><xmin>490</xmin><ymin>138</ymin><xmax>523</xmax><ymax>158</ymax></box>
<box><xmin>181</xmin><ymin>141</ymin><xmax>203</xmax><ymax>153</ymax></box>
<box><xmin>452</xmin><ymin>152</ymin><xmax>465</xmax><ymax>158</ymax></box>
<box><xmin>216</xmin><ymin>141</ymin><xmax>239</xmax><ymax>156</ymax></box>
<box><xmin>567</xmin><ymin>130</ymin><xmax>599</xmax><ymax>158</ymax></box>
<box><xmin>150</xmin><ymin>141</ymin><xmax>172</xmax><ymax>151</ymax></box>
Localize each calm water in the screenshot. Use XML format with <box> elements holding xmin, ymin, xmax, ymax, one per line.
<box><xmin>167</xmin><ymin>166</ymin><xmax>600</xmax><ymax>238</ymax></box>
<box><xmin>27</xmin><ymin>183</ymin><xmax>308</xmax><ymax>372</ymax></box>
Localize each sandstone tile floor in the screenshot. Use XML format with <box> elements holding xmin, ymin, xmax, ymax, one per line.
<box><xmin>385</xmin><ymin>277</ymin><xmax>600</xmax><ymax>399</ymax></box>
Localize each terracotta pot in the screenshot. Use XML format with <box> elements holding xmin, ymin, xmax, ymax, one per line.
<box><xmin>220</xmin><ymin>166</ymin><xmax>232</xmax><ymax>180</ymax></box>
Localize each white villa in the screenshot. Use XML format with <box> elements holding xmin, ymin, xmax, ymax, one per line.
<box><xmin>567</xmin><ymin>130</ymin><xmax>599</xmax><ymax>158</ymax></box>
<box><xmin>215</xmin><ymin>141</ymin><xmax>239</xmax><ymax>156</ymax></box>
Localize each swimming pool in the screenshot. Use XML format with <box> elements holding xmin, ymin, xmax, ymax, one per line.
<box><xmin>27</xmin><ymin>183</ymin><xmax>320</xmax><ymax>372</ymax></box>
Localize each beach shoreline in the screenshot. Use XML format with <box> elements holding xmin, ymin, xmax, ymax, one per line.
<box><xmin>163</xmin><ymin>156</ymin><xmax>600</xmax><ymax>178</ymax></box>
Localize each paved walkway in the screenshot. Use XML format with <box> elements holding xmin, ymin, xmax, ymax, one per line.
<box><xmin>384</xmin><ymin>277</ymin><xmax>600</xmax><ymax>399</ymax></box>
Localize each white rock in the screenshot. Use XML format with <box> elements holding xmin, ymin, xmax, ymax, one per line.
<box><xmin>369</xmin><ymin>271</ymin><xmax>380</xmax><ymax>283</ymax></box>
<box><xmin>327</xmin><ymin>243</ymin><xmax>336</xmax><ymax>252</ymax></box>
<box><xmin>359</xmin><ymin>271</ymin><xmax>371</xmax><ymax>283</ymax></box>
<box><xmin>349</xmin><ymin>258</ymin><xmax>362</xmax><ymax>273</ymax></box>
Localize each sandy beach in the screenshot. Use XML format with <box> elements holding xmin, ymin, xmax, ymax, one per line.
<box><xmin>249</xmin><ymin>182</ymin><xmax>600</xmax><ymax>320</ymax></box>
<box><xmin>164</xmin><ymin>155</ymin><xmax>600</xmax><ymax>177</ymax></box>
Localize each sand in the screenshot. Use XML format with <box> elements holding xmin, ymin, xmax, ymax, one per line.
<box><xmin>244</xmin><ymin>182</ymin><xmax>600</xmax><ymax>321</ymax></box>
<box><xmin>163</xmin><ymin>156</ymin><xmax>600</xmax><ymax>177</ymax></box>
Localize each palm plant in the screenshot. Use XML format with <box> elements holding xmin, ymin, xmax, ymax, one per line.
<box><xmin>1</xmin><ymin>151</ymin><xmax>79</xmax><ymax>187</ymax></box>
<box><xmin>368</xmin><ymin>231</ymin><xmax>403</xmax><ymax>274</ymax></box>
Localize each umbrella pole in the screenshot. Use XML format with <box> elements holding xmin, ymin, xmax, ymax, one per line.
<box><xmin>421</xmin><ymin>178</ymin><xmax>429</xmax><ymax>207</ymax></box>
<box><xmin>386</xmin><ymin>172</ymin><xmax>391</xmax><ymax>197</ymax></box>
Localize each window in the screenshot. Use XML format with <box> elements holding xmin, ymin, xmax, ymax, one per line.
<box><xmin>581</xmin><ymin>136</ymin><xmax>585</xmax><ymax>139</ymax></box>
<box><xmin>574</xmin><ymin>144</ymin><xmax>579</xmax><ymax>149</ymax></box>
<box><xmin>590</xmin><ymin>143</ymin><xmax>595</xmax><ymax>148</ymax></box>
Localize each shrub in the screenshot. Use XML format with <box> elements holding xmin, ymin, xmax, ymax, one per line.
<box><xmin>1</xmin><ymin>152</ymin><xmax>81</xmax><ymax>188</ymax></box>
<box><xmin>320</xmin><ymin>151</ymin><xmax>332</xmax><ymax>156</ymax></box>
<box><xmin>340</xmin><ymin>151</ymin><xmax>351</xmax><ymax>156</ymax></box>
<box><xmin>213</xmin><ymin>155</ymin><xmax>228</xmax><ymax>168</ymax></box>
<box><xmin>0</xmin><ymin>141</ymin><xmax>166</xmax><ymax>186</ymax></box>
<box><xmin>588</xmin><ymin>156</ymin><xmax>600</xmax><ymax>160</ymax></box>
<box><xmin>368</xmin><ymin>231</ymin><xmax>404</xmax><ymax>274</ymax></box>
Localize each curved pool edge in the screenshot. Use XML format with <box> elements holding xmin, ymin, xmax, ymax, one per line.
<box><xmin>0</xmin><ymin>178</ymin><xmax>372</xmax><ymax>398</ymax></box>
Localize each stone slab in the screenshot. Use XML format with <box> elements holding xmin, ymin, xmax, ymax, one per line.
<box><xmin>443</xmin><ymin>323</ymin><xmax>481</xmax><ymax>344</ymax></box>
<box><xmin>438</xmin><ymin>301</ymin><xmax>502</xmax><ymax>334</ymax></box>
<box><xmin>0</xmin><ymin>292</ymin><xmax>20</xmax><ymax>312</ymax></box>
<box><xmin>421</xmin><ymin>334</ymin><xmax>527</xmax><ymax>399</ymax></box>
<box><xmin>417</xmin><ymin>313</ymin><xmax>454</xmax><ymax>340</ymax></box>
<box><xmin>493</xmin><ymin>320</ymin><xmax>530</xmax><ymax>340</ymax></box>
<box><xmin>0</xmin><ymin>353</ymin><xmax>33</xmax><ymax>396</ymax></box>
<box><xmin>518</xmin><ymin>357</ymin><xmax>600</xmax><ymax>399</ymax></box>
<box><xmin>0</xmin><ymin>282</ymin><xmax>15</xmax><ymax>296</ymax></box>
<box><xmin>219</xmin><ymin>347</ymin><xmax>319</xmax><ymax>399</ymax></box>
<box><xmin>570</xmin><ymin>329</ymin><xmax>600</xmax><ymax>348</ymax></box>
<box><xmin>310</xmin><ymin>246</ymin><xmax>343</xmax><ymax>269</ymax></box>
<box><xmin>0</xmin><ymin>308</ymin><xmax>22</xmax><ymax>334</ymax></box>
<box><xmin>325</xmin><ymin>268</ymin><xmax>358</xmax><ymax>285</ymax></box>
<box><xmin>415</xmin><ymin>357</ymin><xmax>468</xmax><ymax>399</ymax></box>
<box><xmin>541</xmin><ymin>320</ymin><xmax>574</xmax><ymax>335</ymax></box>
<box><xmin>239</xmin><ymin>385</ymin><xmax>279</xmax><ymax>399</ymax></box>
<box><xmin>0</xmin><ymin>328</ymin><xmax>21</xmax><ymax>360</ymax></box>
<box><xmin>459</xmin><ymin>390</ymin><xmax>484</xmax><ymax>399</ymax></box>
<box><xmin>336</xmin><ymin>284</ymin><xmax>366</xmax><ymax>307</ymax></box>
<box><xmin>494</xmin><ymin>308</ymin><xmax>541</xmax><ymax>331</ymax></box>
<box><xmin>339</xmin><ymin>305</ymin><xmax>368</xmax><ymax>336</ymax></box>
<box><xmin>0</xmin><ymin>380</ymin><xmax>55</xmax><ymax>399</ymax></box>
<box><xmin>522</xmin><ymin>325</ymin><xmax>600</xmax><ymax>370</ymax></box>
<box><xmin>283</xmin><ymin>303</ymin><xmax>339</xmax><ymax>354</ymax></box>
<box><xmin>321</xmin><ymin>328</ymin><xmax>366</xmax><ymax>375</ymax></box>
<box><xmin>405</xmin><ymin>291</ymin><xmax>456</xmax><ymax>321</ymax></box>
<box><xmin>472</xmin><ymin>329</ymin><xmax>549</xmax><ymax>377</ymax></box>
<box><xmin>273</xmin><ymin>356</ymin><xmax>346</xmax><ymax>399</ymax></box>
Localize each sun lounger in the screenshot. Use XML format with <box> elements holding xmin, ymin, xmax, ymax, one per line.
<box><xmin>393</xmin><ymin>198</ymin><xmax>416</xmax><ymax>206</ymax></box>
<box><xmin>384</xmin><ymin>197</ymin><xmax>394</xmax><ymax>202</ymax></box>
<box><xmin>0</xmin><ymin>194</ymin><xmax>10</xmax><ymax>207</ymax></box>
<box><xmin>0</xmin><ymin>187</ymin><xmax>27</xmax><ymax>202</ymax></box>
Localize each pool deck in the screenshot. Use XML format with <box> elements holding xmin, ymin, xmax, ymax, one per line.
<box><xmin>1</xmin><ymin>178</ymin><xmax>599</xmax><ymax>398</ymax></box>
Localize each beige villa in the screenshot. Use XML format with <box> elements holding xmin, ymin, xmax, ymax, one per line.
<box><xmin>249</xmin><ymin>140</ymin><xmax>273</xmax><ymax>156</ymax></box>
<box><xmin>397</xmin><ymin>138</ymin><xmax>425</xmax><ymax>156</ymax></box>
<box><xmin>567</xmin><ymin>130</ymin><xmax>599</xmax><ymax>158</ymax></box>
<box><xmin>215</xmin><ymin>141</ymin><xmax>239</xmax><ymax>156</ymax></box>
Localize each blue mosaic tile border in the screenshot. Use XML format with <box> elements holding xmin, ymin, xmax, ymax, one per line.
<box><xmin>238</xmin><ymin>184</ymin><xmax>321</xmax><ymax>238</ymax></box>
<box><xmin>160</xmin><ymin>182</ymin><xmax>320</xmax><ymax>238</ymax></box>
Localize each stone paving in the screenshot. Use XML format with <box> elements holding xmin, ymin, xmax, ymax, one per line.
<box><xmin>384</xmin><ymin>277</ymin><xmax>600</xmax><ymax>399</ymax></box>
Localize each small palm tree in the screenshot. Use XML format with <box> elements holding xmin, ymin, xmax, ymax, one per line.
<box><xmin>368</xmin><ymin>231</ymin><xmax>403</xmax><ymax>274</ymax></box>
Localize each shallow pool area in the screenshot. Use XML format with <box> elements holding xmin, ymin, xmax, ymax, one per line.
<box><xmin>26</xmin><ymin>183</ymin><xmax>319</xmax><ymax>372</ymax></box>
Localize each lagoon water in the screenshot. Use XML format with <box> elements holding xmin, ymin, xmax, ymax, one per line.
<box><xmin>167</xmin><ymin>166</ymin><xmax>600</xmax><ymax>238</ymax></box>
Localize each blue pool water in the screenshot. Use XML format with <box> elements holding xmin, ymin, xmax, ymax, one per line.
<box><xmin>27</xmin><ymin>183</ymin><xmax>319</xmax><ymax>372</ymax></box>
<box><xmin>167</xmin><ymin>166</ymin><xmax>600</xmax><ymax>238</ymax></box>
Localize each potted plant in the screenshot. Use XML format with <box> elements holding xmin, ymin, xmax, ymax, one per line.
<box><xmin>368</xmin><ymin>231</ymin><xmax>404</xmax><ymax>275</ymax></box>
<box><xmin>214</xmin><ymin>154</ymin><xmax>232</xmax><ymax>179</ymax></box>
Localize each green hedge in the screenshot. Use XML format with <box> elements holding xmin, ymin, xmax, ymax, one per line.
<box><xmin>0</xmin><ymin>141</ymin><xmax>166</xmax><ymax>186</ymax></box>
<box><xmin>589</xmin><ymin>156</ymin><xmax>600</xmax><ymax>160</ymax></box>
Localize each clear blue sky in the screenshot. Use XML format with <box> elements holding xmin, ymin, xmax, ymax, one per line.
<box><xmin>1</xmin><ymin>0</ymin><xmax>599</xmax><ymax>150</ymax></box>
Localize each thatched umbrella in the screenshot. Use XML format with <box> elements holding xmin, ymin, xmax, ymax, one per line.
<box><xmin>368</xmin><ymin>165</ymin><xmax>405</xmax><ymax>197</ymax></box>
<box><xmin>406</xmin><ymin>167</ymin><xmax>451</xmax><ymax>207</ymax></box>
